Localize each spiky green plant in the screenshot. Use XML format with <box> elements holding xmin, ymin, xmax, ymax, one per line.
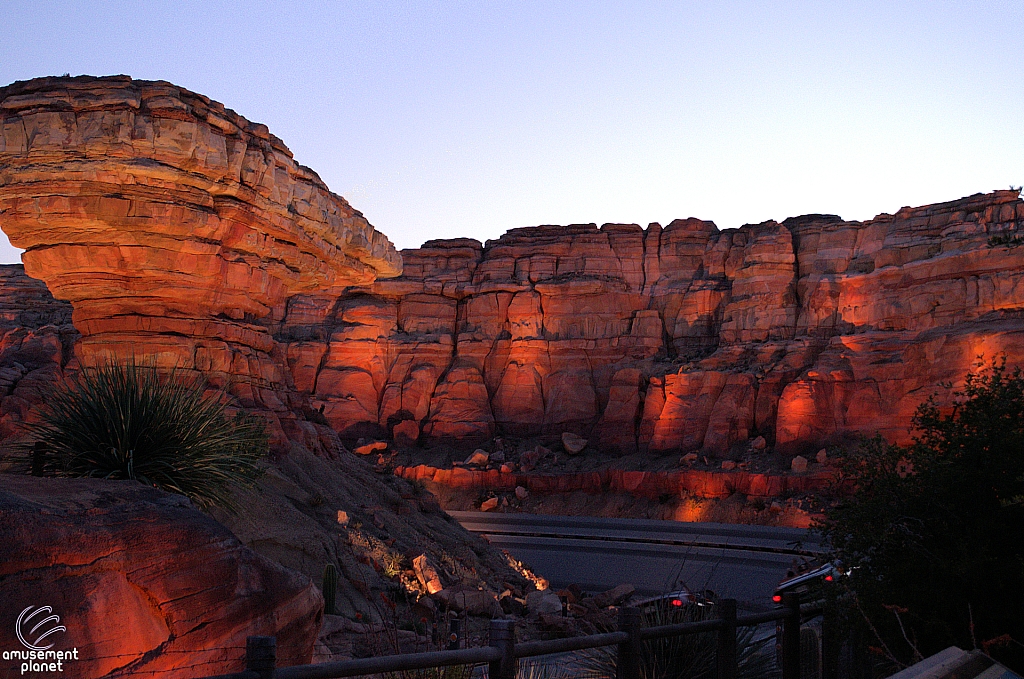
<box><xmin>22</xmin><ymin>361</ymin><xmax>267</xmax><ymax>510</ymax></box>
<box><xmin>577</xmin><ymin>600</ymin><xmax>775</xmax><ymax>679</ymax></box>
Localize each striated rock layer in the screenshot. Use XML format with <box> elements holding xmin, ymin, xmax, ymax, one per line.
<box><xmin>0</xmin><ymin>476</ymin><xmax>321</xmax><ymax>679</ymax></box>
<box><xmin>281</xmin><ymin>192</ymin><xmax>1024</xmax><ymax>457</ymax></box>
<box><xmin>2</xmin><ymin>77</ymin><xmax>1024</xmax><ymax>460</ymax></box>
<box><xmin>0</xmin><ymin>75</ymin><xmax>400</xmax><ymax>445</ymax></box>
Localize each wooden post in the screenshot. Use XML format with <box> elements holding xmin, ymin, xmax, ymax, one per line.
<box><xmin>782</xmin><ymin>593</ymin><xmax>802</xmax><ymax>679</ymax></box>
<box><xmin>822</xmin><ymin>604</ymin><xmax>838</xmax><ymax>679</ymax></box>
<box><xmin>717</xmin><ymin>598</ymin><xmax>738</xmax><ymax>679</ymax></box>
<box><xmin>31</xmin><ymin>442</ymin><xmax>45</xmax><ymax>476</ymax></box>
<box><xmin>246</xmin><ymin>636</ymin><xmax>276</xmax><ymax>679</ymax></box>
<box><xmin>488</xmin><ymin>618</ymin><xmax>516</xmax><ymax>679</ymax></box>
<box><xmin>616</xmin><ymin>606</ymin><xmax>642</xmax><ymax>679</ymax></box>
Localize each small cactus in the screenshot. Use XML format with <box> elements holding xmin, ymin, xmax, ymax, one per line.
<box><xmin>323</xmin><ymin>563</ymin><xmax>338</xmax><ymax>615</ymax></box>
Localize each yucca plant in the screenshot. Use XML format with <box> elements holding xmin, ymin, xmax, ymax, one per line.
<box><xmin>21</xmin><ymin>361</ymin><xmax>268</xmax><ymax>510</ymax></box>
<box><xmin>577</xmin><ymin>599</ymin><xmax>776</xmax><ymax>679</ymax></box>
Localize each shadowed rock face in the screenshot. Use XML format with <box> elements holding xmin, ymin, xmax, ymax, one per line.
<box><xmin>0</xmin><ymin>75</ymin><xmax>400</xmax><ymax>445</ymax></box>
<box><xmin>282</xmin><ymin>192</ymin><xmax>1024</xmax><ymax>456</ymax></box>
<box><xmin>0</xmin><ymin>476</ymin><xmax>322</xmax><ymax>678</ymax></box>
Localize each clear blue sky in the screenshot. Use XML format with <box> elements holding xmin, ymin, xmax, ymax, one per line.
<box><xmin>1</xmin><ymin>1</ymin><xmax>1022</xmax><ymax>264</ymax></box>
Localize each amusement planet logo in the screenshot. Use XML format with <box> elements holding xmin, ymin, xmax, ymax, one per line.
<box><xmin>3</xmin><ymin>606</ymin><xmax>78</xmax><ymax>675</ymax></box>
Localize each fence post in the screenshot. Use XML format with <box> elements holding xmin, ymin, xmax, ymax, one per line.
<box><xmin>31</xmin><ymin>442</ymin><xmax>45</xmax><ymax>476</ymax></box>
<box><xmin>717</xmin><ymin>598</ymin><xmax>738</xmax><ymax>679</ymax></box>
<box><xmin>246</xmin><ymin>636</ymin><xmax>276</xmax><ymax>679</ymax></box>
<box><xmin>821</xmin><ymin>603</ymin><xmax>837</xmax><ymax>679</ymax></box>
<box><xmin>616</xmin><ymin>606</ymin><xmax>642</xmax><ymax>679</ymax></box>
<box><xmin>489</xmin><ymin>618</ymin><xmax>516</xmax><ymax>679</ymax></box>
<box><xmin>782</xmin><ymin>593</ymin><xmax>801</xmax><ymax>679</ymax></box>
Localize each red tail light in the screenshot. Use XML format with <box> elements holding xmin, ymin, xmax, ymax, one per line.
<box><xmin>671</xmin><ymin>599</ymin><xmax>683</xmax><ymax>607</ymax></box>
<box><xmin>824</xmin><ymin>575</ymin><xmax>834</xmax><ymax>582</ymax></box>
<box><xmin>772</xmin><ymin>594</ymin><xmax>782</xmax><ymax>603</ymax></box>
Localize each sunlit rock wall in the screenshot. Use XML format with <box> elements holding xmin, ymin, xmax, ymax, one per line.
<box><xmin>0</xmin><ymin>75</ymin><xmax>400</xmax><ymax>445</ymax></box>
<box><xmin>281</xmin><ymin>191</ymin><xmax>1024</xmax><ymax>457</ymax></box>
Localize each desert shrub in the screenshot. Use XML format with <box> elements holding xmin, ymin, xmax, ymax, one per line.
<box><xmin>577</xmin><ymin>599</ymin><xmax>774</xmax><ymax>679</ymax></box>
<box><xmin>817</xmin><ymin>359</ymin><xmax>1024</xmax><ymax>671</ymax></box>
<box><xmin>21</xmin><ymin>361</ymin><xmax>267</xmax><ymax>510</ymax></box>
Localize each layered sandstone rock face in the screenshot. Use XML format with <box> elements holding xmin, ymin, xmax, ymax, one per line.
<box><xmin>283</xmin><ymin>191</ymin><xmax>1024</xmax><ymax>457</ymax></box>
<box><xmin>0</xmin><ymin>476</ymin><xmax>321</xmax><ymax>678</ymax></box>
<box><xmin>0</xmin><ymin>264</ymin><xmax>77</xmax><ymax>440</ymax></box>
<box><xmin>0</xmin><ymin>75</ymin><xmax>400</xmax><ymax>443</ymax></box>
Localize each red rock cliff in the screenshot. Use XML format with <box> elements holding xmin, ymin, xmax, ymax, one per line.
<box><xmin>3</xmin><ymin>77</ymin><xmax>1023</xmax><ymax>460</ymax></box>
<box><xmin>282</xmin><ymin>193</ymin><xmax>1024</xmax><ymax>456</ymax></box>
<box><xmin>0</xmin><ymin>75</ymin><xmax>400</xmax><ymax>445</ymax></box>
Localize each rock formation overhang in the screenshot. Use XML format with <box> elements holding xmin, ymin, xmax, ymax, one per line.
<box><xmin>0</xmin><ymin>75</ymin><xmax>401</xmax><ymax>444</ymax></box>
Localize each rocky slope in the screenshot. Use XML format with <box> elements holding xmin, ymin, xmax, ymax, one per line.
<box><xmin>284</xmin><ymin>192</ymin><xmax>1024</xmax><ymax>458</ymax></box>
<box><xmin>0</xmin><ymin>476</ymin><xmax>322</xmax><ymax>678</ymax></box>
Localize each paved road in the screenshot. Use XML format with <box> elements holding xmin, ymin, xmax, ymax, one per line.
<box><xmin>453</xmin><ymin>512</ymin><xmax>824</xmax><ymax>611</ymax></box>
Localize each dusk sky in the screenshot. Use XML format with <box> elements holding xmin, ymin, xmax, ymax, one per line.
<box><xmin>1</xmin><ymin>1</ymin><xmax>1022</xmax><ymax>264</ymax></box>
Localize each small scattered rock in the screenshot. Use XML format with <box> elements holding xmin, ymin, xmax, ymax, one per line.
<box><xmin>520</xmin><ymin>449</ymin><xmax>540</xmax><ymax>472</ymax></box>
<box><xmin>500</xmin><ymin>464</ymin><xmax>514</xmax><ymax>473</ymax></box>
<box><xmin>720</xmin><ymin>460</ymin><xmax>736</xmax><ymax>470</ymax></box>
<box><xmin>561</xmin><ymin>432</ymin><xmax>588</xmax><ymax>455</ymax></box>
<box><xmin>680</xmin><ymin>453</ymin><xmax>699</xmax><ymax>465</ymax></box>
<box><xmin>769</xmin><ymin>500</ymin><xmax>784</xmax><ymax>513</ymax></box>
<box><xmin>465</xmin><ymin>450</ymin><xmax>490</xmax><ymax>465</ymax></box>
<box><xmin>353</xmin><ymin>441</ymin><xmax>387</xmax><ymax>455</ymax></box>
<box><xmin>480</xmin><ymin>497</ymin><xmax>499</xmax><ymax>512</ymax></box>
<box><xmin>816</xmin><ymin>449</ymin><xmax>828</xmax><ymax>465</ymax></box>
<box><xmin>336</xmin><ymin>510</ymin><xmax>349</xmax><ymax>525</ymax></box>
<box><xmin>751</xmin><ymin>436</ymin><xmax>767</xmax><ymax>450</ymax></box>
<box><xmin>515</xmin><ymin>486</ymin><xmax>529</xmax><ymax>500</ymax></box>
<box><xmin>790</xmin><ymin>455</ymin><xmax>808</xmax><ymax>473</ymax></box>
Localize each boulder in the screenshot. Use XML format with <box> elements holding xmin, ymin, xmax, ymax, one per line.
<box><xmin>515</xmin><ymin>486</ymin><xmax>529</xmax><ymax>500</ymax></box>
<box><xmin>480</xmin><ymin>497</ymin><xmax>499</xmax><ymax>511</ymax></box>
<box><xmin>412</xmin><ymin>554</ymin><xmax>443</xmax><ymax>595</ymax></box>
<box><xmin>0</xmin><ymin>476</ymin><xmax>321</xmax><ymax>678</ymax></box>
<box><xmin>465</xmin><ymin>450</ymin><xmax>490</xmax><ymax>466</ymax></box>
<box><xmin>526</xmin><ymin>589</ymin><xmax>563</xmax><ymax>616</ymax></box>
<box><xmin>592</xmin><ymin>583</ymin><xmax>636</xmax><ymax>608</ymax></box>
<box><xmin>433</xmin><ymin>588</ymin><xmax>500</xmax><ymax>617</ymax></box>
<box><xmin>790</xmin><ymin>455</ymin><xmax>808</xmax><ymax>473</ymax></box>
<box><xmin>561</xmin><ymin>432</ymin><xmax>588</xmax><ymax>455</ymax></box>
<box><xmin>816</xmin><ymin>449</ymin><xmax>828</xmax><ymax>465</ymax></box>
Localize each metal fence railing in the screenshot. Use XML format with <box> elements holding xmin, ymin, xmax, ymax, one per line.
<box><xmin>200</xmin><ymin>592</ymin><xmax>824</xmax><ymax>679</ymax></box>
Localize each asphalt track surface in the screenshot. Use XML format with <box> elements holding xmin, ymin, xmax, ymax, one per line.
<box><xmin>453</xmin><ymin>512</ymin><xmax>824</xmax><ymax>611</ymax></box>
